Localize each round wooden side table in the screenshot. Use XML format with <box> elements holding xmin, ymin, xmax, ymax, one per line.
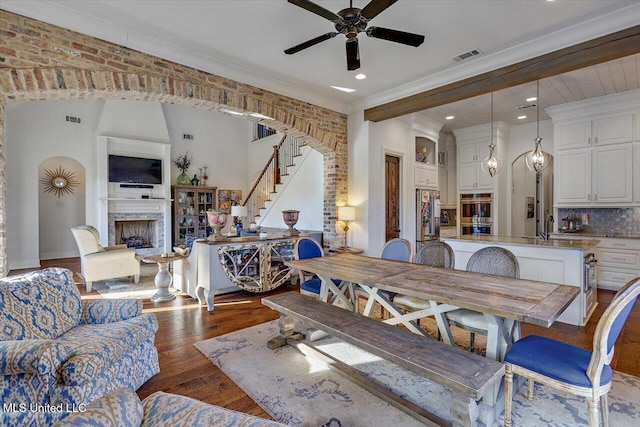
<box><xmin>142</xmin><ymin>253</ymin><xmax>184</xmax><ymax>302</ymax></box>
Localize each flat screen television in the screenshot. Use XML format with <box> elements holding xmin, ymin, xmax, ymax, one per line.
<box><xmin>108</xmin><ymin>155</ymin><xmax>162</xmax><ymax>184</ymax></box>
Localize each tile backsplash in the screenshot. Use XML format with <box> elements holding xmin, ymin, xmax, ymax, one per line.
<box><xmin>557</xmin><ymin>208</ymin><xmax>640</xmax><ymax>235</ymax></box>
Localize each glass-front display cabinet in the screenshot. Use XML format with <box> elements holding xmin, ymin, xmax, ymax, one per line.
<box><xmin>172</xmin><ymin>185</ymin><xmax>217</xmax><ymax>245</ymax></box>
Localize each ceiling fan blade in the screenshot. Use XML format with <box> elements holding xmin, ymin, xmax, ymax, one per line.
<box><xmin>285</xmin><ymin>32</ymin><xmax>338</xmax><ymax>55</ymax></box>
<box><xmin>288</xmin><ymin>0</ymin><xmax>342</xmax><ymax>23</ymax></box>
<box><xmin>346</xmin><ymin>39</ymin><xmax>360</xmax><ymax>71</ymax></box>
<box><xmin>360</xmin><ymin>0</ymin><xmax>398</xmax><ymax>20</ymax></box>
<box><xmin>366</xmin><ymin>26</ymin><xmax>425</xmax><ymax>47</ymax></box>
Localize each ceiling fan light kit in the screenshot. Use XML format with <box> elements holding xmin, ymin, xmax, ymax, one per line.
<box><xmin>285</xmin><ymin>0</ymin><xmax>425</xmax><ymax>71</ymax></box>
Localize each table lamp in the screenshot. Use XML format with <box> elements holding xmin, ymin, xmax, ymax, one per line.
<box><xmin>231</xmin><ymin>205</ymin><xmax>248</xmax><ymax>237</ymax></box>
<box><xmin>337</xmin><ymin>206</ymin><xmax>356</xmax><ymax>249</ymax></box>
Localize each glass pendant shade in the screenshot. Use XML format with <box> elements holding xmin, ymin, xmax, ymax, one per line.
<box><xmin>481</xmin><ymin>144</ymin><xmax>503</xmax><ymax>177</ymax></box>
<box><xmin>526</xmin><ymin>137</ymin><xmax>551</xmax><ymax>172</ymax></box>
<box><xmin>526</xmin><ymin>80</ymin><xmax>551</xmax><ymax>173</ymax></box>
<box><xmin>481</xmin><ymin>92</ymin><xmax>502</xmax><ymax>177</ymax></box>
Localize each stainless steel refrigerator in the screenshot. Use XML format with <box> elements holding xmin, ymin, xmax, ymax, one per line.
<box><xmin>416</xmin><ymin>189</ymin><xmax>440</xmax><ymax>248</ymax></box>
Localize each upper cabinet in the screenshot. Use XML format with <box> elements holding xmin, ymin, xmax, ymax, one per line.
<box><xmin>550</xmin><ymin>97</ymin><xmax>638</xmax><ymax>207</ymax></box>
<box><xmin>414</xmin><ymin>136</ymin><xmax>438</xmax><ymax>189</ymax></box>
<box><xmin>457</xmin><ymin>140</ymin><xmax>495</xmax><ymax>191</ymax></box>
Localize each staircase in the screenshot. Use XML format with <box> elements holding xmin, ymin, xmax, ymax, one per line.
<box><xmin>242</xmin><ymin>134</ymin><xmax>308</xmax><ymax>225</ymax></box>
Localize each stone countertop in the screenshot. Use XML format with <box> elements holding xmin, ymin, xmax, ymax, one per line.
<box><xmin>442</xmin><ymin>234</ymin><xmax>600</xmax><ymax>251</ymax></box>
<box><xmin>553</xmin><ymin>232</ymin><xmax>640</xmax><ymax>240</ymax></box>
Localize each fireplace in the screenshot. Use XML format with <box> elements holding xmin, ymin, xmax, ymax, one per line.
<box><xmin>108</xmin><ymin>212</ymin><xmax>164</xmax><ymax>257</ymax></box>
<box><xmin>115</xmin><ymin>220</ymin><xmax>157</xmax><ymax>249</ymax></box>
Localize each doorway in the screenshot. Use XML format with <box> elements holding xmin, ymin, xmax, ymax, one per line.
<box><xmin>511</xmin><ymin>152</ymin><xmax>553</xmax><ymax>237</ymax></box>
<box><xmin>385</xmin><ymin>154</ymin><xmax>401</xmax><ymax>241</ymax></box>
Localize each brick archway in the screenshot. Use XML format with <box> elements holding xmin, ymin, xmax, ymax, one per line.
<box><xmin>0</xmin><ymin>10</ymin><xmax>348</xmax><ymax>276</ymax></box>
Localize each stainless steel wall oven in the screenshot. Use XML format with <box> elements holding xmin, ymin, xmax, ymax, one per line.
<box><xmin>460</xmin><ymin>193</ymin><xmax>493</xmax><ymax>235</ymax></box>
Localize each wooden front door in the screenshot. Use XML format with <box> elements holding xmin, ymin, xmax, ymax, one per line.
<box><xmin>385</xmin><ymin>155</ymin><xmax>400</xmax><ymax>241</ymax></box>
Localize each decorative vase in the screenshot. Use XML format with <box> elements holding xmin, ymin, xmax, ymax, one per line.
<box><xmin>206</xmin><ymin>210</ymin><xmax>228</xmax><ymax>242</ymax></box>
<box><xmin>282</xmin><ymin>210</ymin><xmax>300</xmax><ymax>236</ymax></box>
<box><xmin>176</xmin><ymin>171</ymin><xmax>191</xmax><ymax>185</ymax></box>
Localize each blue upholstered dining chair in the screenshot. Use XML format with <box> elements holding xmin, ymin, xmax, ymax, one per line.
<box><xmin>393</xmin><ymin>240</ymin><xmax>455</xmax><ymax>314</ymax></box>
<box><xmin>293</xmin><ymin>236</ymin><xmax>343</xmax><ymax>298</ymax></box>
<box><xmin>355</xmin><ymin>238</ymin><xmax>414</xmax><ymax>315</ymax></box>
<box><xmin>445</xmin><ymin>246</ymin><xmax>519</xmax><ymax>353</ymax></box>
<box><xmin>504</xmin><ymin>277</ymin><xmax>640</xmax><ymax>427</ymax></box>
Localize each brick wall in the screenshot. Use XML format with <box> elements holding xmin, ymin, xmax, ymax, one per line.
<box><xmin>0</xmin><ymin>10</ymin><xmax>348</xmax><ymax>275</ymax></box>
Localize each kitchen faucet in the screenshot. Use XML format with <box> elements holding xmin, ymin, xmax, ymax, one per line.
<box><xmin>539</xmin><ymin>214</ymin><xmax>554</xmax><ymax>240</ymax></box>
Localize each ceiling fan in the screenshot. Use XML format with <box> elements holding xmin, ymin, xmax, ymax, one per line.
<box><xmin>284</xmin><ymin>0</ymin><xmax>425</xmax><ymax>71</ymax></box>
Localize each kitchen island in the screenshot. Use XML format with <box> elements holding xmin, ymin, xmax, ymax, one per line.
<box><xmin>441</xmin><ymin>235</ymin><xmax>600</xmax><ymax>326</ymax></box>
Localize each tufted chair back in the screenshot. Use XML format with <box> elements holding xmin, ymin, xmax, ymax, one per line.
<box><xmin>0</xmin><ymin>268</ymin><xmax>82</xmax><ymax>340</ymax></box>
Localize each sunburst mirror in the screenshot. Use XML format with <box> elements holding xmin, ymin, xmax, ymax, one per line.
<box><xmin>40</xmin><ymin>166</ymin><xmax>79</xmax><ymax>197</ymax></box>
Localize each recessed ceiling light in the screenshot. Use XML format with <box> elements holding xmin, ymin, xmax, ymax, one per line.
<box><xmin>526</xmin><ymin>97</ymin><xmax>538</xmax><ymax>102</ymax></box>
<box><xmin>355</xmin><ymin>74</ymin><xmax>366</xmax><ymax>80</ymax></box>
<box><xmin>445</xmin><ymin>116</ymin><xmax>455</xmax><ymax>120</ymax></box>
<box><xmin>518</xmin><ymin>115</ymin><xmax>527</xmax><ymax>120</ymax></box>
<box><xmin>330</xmin><ymin>86</ymin><xmax>356</xmax><ymax>93</ymax></box>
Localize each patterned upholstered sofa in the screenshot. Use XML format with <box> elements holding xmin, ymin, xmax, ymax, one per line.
<box><xmin>53</xmin><ymin>387</ymin><xmax>285</xmax><ymax>427</ymax></box>
<box><xmin>0</xmin><ymin>268</ymin><xmax>159</xmax><ymax>426</ymax></box>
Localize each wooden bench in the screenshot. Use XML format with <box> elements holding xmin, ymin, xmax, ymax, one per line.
<box><xmin>262</xmin><ymin>292</ymin><xmax>505</xmax><ymax>427</ymax></box>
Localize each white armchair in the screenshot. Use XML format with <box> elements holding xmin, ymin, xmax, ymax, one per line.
<box><xmin>71</xmin><ymin>225</ymin><xmax>140</xmax><ymax>292</ymax></box>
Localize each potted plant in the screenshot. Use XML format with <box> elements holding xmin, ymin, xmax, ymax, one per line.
<box><xmin>173</xmin><ymin>152</ymin><xmax>192</xmax><ymax>185</ymax></box>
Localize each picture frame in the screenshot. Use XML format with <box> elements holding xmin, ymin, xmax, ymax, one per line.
<box><xmin>526</xmin><ymin>196</ymin><xmax>535</xmax><ymax>219</ymax></box>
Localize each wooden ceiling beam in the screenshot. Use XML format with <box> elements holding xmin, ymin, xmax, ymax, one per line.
<box><xmin>364</xmin><ymin>25</ymin><xmax>640</xmax><ymax>122</ymax></box>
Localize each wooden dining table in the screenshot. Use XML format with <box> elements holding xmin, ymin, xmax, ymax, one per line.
<box><xmin>285</xmin><ymin>253</ymin><xmax>579</xmax><ymax>425</ymax></box>
<box><xmin>286</xmin><ymin>253</ymin><xmax>578</xmax><ymax>361</ymax></box>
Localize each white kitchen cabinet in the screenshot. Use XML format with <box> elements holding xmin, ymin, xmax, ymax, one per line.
<box><xmin>556</xmin><ymin>114</ymin><xmax>632</xmax><ymax>150</ymax></box>
<box><xmin>438</xmin><ymin>166</ymin><xmax>447</xmax><ymax>206</ymax></box>
<box><xmin>556</xmin><ymin>144</ymin><xmax>633</xmax><ymax>205</ymax></box>
<box><xmin>457</xmin><ymin>141</ymin><xmax>493</xmax><ymax>191</ymax></box>
<box><xmin>597</xmin><ymin>238</ymin><xmax>640</xmax><ymax>291</ymax></box>
<box><xmin>414</xmin><ymin>163</ymin><xmax>438</xmax><ymax>188</ymax></box>
<box><xmin>555</xmin><ymin>149</ymin><xmax>591</xmax><ymax>204</ymax></box>
<box><xmin>458</xmin><ymin>143</ymin><xmax>479</xmax><ymax>163</ymax></box>
<box><xmin>592</xmin><ymin>144</ymin><xmax>633</xmax><ymax>203</ymax></box>
<box><xmin>556</xmin><ymin>121</ymin><xmax>592</xmax><ymax>150</ymax></box>
<box><xmin>458</xmin><ymin>163</ymin><xmax>493</xmax><ymax>191</ymax></box>
<box><xmin>592</xmin><ymin>114</ymin><xmax>633</xmax><ymax>146</ymax></box>
<box><xmin>446</xmin><ymin>166</ymin><xmax>457</xmax><ymax>208</ymax></box>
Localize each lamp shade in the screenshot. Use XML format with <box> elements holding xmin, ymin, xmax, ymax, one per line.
<box><xmin>231</xmin><ymin>205</ymin><xmax>247</xmax><ymax>217</ymax></box>
<box><xmin>338</xmin><ymin>206</ymin><xmax>356</xmax><ymax>221</ymax></box>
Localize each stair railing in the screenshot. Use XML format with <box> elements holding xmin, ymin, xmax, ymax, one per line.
<box><xmin>241</xmin><ymin>135</ymin><xmax>305</xmax><ymax>225</ymax></box>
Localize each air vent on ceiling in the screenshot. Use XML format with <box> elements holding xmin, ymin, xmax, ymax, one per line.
<box><xmin>65</xmin><ymin>115</ymin><xmax>81</xmax><ymax>124</ymax></box>
<box><xmin>451</xmin><ymin>49</ymin><xmax>483</xmax><ymax>62</ymax></box>
<box><xmin>183</xmin><ymin>134</ymin><xmax>194</xmax><ymax>140</ymax></box>
<box><xmin>516</xmin><ymin>104</ymin><xmax>537</xmax><ymax>110</ymax></box>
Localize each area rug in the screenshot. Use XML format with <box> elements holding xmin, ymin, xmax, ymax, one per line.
<box><xmin>89</xmin><ymin>265</ymin><xmax>174</xmax><ymax>299</ymax></box>
<box><xmin>194</xmin><ymin>320</ymin><xmax>640</xmax><ymax>427</ymax></box>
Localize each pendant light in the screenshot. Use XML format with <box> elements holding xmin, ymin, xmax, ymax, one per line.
<box><xmin>481</xmin><ymin>92</ymin><xmax>503</xmax><ymax>177</ymax></box>
<box><xmin>526</xmin><ymin>80</ymin><xmax>551</xmax><ymax>173</ymax></box>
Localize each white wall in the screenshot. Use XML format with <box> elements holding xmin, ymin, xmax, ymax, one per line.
<box><xmin>347</xmin><ymin>111</ymin><xmax>370</xmax><ymax>252</ymax></box>
<box><xmin>162</xmin><ymin>103</ymin><xmax>249</xmax><ymax>190</ymax></box>
<box><xmin>6</xmin><ymin>99</ymin><xmax>105</xmax><ymax>269</ymax></box>
<box><xmin>6</xmin><ymin>99</ymin><xmax>323</xmax><ymax>269</ymax></box>
<box><xmin>38</xmin><ymin>157</ymin><xmax>86</xmax><ymax>260</ymax></box>
<box><xmin>505</xmin><ymin>120</ymin><xmax>554</xmax><ymax>235</ymax></box>
<box><xmin>257</xmin><ymin>146</ymin><xmax>324</xmax><ymax>231</ymax></box>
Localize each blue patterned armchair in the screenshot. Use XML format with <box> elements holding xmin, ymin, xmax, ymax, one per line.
<box><xmin>53</xmin><ymin>387</ymin><xmax>286</xmax><ymax>427</ymax></box>
<box><xmin>0</xmin><ymin>268</ymin><xmax>159</xmax><ymax>426</ymax></box>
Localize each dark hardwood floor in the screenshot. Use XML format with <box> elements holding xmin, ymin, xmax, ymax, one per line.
<box><xmin>10</xmin><ymin>258</ymin><xmax>640</xmax><ymax>420</ymax></box>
